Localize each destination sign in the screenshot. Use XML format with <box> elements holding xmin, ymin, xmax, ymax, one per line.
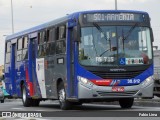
<box><xmin>83</xmin><ymin>13</ymin><xmax>145</xmax><ymax>22</ymax></box>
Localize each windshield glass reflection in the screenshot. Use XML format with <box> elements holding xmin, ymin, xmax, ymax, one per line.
<box><xmin>79</xmin><ymin>26</ymin><xmax>152</xmax><ymax>66</ymax></box>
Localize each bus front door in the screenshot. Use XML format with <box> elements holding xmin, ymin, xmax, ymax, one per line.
<box><xmin>67</xmin><ymin>26</ymin><xmax>77</xmax><ymax>98</ymax></box>
<box><xmin>10</xmin><ymin>43</ymin><xmax>16</xmax><ymax>95</ymax></box>
<box><xmin>28</xmin><ymin>33</ymin><xmax>39</xmax><ymax>97</ymax></box>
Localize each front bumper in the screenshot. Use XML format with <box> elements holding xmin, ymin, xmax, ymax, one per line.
<box><xmin>78</xmin><ymin>79</ymin><xmax>154</xmax><ymax>99</ymax></box>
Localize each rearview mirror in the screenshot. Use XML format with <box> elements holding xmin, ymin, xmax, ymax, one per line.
<box><xmin>73</xmin><ymin>26</ymin><xmax>81</xmax><ymax>42</ymax></box>
<box><xmin>150</xmin><ymin>28</ymin><xmax>154</xmax><ymax>42</ymax></box>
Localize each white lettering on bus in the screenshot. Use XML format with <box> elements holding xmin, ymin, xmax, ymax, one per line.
<box><xmin>96</xmin><ymin>57</ymin><xmax>114</xmax><ymax>63</ymax></box>
<box><xmin>106</xmin><ymin>14</ymin><xmax>134</xmax><ymax>21</ymax></box>
<box><xmin>93</xmin><ymin>13</ymin><xmax>135</xmax><ymax>21</ymax></box>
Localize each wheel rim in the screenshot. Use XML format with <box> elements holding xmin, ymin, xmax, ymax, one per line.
<box><xmin>59</xmin><ymin>89</ymin><xmax>65</xmax><ymax>103</ymax></box>
<box><xmin>22</xmin><ymin>87</ymin><xmax>26</xmax><ymax>102</ymax></box>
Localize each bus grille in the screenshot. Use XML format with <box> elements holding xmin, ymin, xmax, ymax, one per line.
<box><xmin>97</xmin><ymin>91</ymin><xmax>138</xmax><ymax>97</ymax></box>
<box><xmin>91</xmin><ymin>71</ymin><xmax>144</xmax><ymax>79</ymax></box>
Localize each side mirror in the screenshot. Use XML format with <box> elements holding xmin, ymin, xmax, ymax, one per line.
<box><xmin>73</xmin><ymin>26</ymin><xmax>80</xmax><ymax>42</ymax></box>
<box><xmin>67</xmin><ymin>19</ymin><xmax>81</xmax><ymax>42</ymax></box>
<box><xmin>150</xmin><ymin>28</ymin><xmax>154</xmax><ymax>42</ymax></box>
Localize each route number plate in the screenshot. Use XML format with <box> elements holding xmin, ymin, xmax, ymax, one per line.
<box><xmin>112</xmin><ymin>87</ymin><xmax>124</xmax><ymax>92</ymax></box>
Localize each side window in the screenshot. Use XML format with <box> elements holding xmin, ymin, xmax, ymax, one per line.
<box><xmin>22</xmin><ymin>37</ymin><xmax>28</xmax><ymax>60</ymax></box>
<box><xmin>59</xmin><ymin>26</ymin><xmax>66</xmax><ymax>39</ymax></box>
<box><xmin>6</xmin><ymin>42</ymin><xmax>11</xmax><ymax>53</ymax></box>
<box><xmin>23</xmin><ymin>37</ymin><xmax>28</xmax><ymax>49</ymax></box>
<box><xmin>56</xmin><ymin>25</ymin><xmax>66</xmax><ymax>54</ymax></box>
<box><xmin>5</xmin><ymin>42</ymin><xmax>11</xmax><ymax>63</ymax></box>
<box><xmin>46</xmin><ymin>30</ymin><xmax>50</xmax><ymax>42</ymax></box>
<box><xmin>48</xmin><ymin>28</ymin><xmax>56</xmax><ymax>56</ymax></box>
<box><xmin>17</xmin><ymin>38</ymin><xmax>23</xmax><ymax>61</ymax></box>
<box><xmin>49</xmin><ymin>42</ymin><xmax>55</xmax><ymax>55</ymax></box>
<box><xmin>38</xmin><ymin>28</ymin><xmax>57</xmax><ymax>57</ymax></box>
<box><xmin>17</xmin><ymin>38</ymin><xmax>22</xmax><ymax>50</ymax></box>
<box><xmin>38</xmin><ymin>32</ymin><xmax>46</xmax><ymax>44</ymax></box>
<box><xmin>38</xmin><ymin>31</ymin><xmax>47</xmax><ymax>57</ymax></box>
<box><xmin>38</xmin><ymin>32</ymin><xmax>42</xmax><ymax>44</ymax></box>
<box><xmin>38</xmin><ymin>44</ymin><xmax>46</xmax><ymax>57</ymax></box>
<box><xmin>49</xmin><ymin>28</ymin><xmax>56</xmax><ymax>42</ymax></box>
<box><xmin>56</xmin><ymin>41</ymin><xmax>66</xmax><ymax>54</ymax></box>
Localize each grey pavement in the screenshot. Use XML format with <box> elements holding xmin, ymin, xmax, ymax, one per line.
<box><xmin>2</xmin><ymin>96</ymin><xmax>160</xmax><ymax>107</ymax></box>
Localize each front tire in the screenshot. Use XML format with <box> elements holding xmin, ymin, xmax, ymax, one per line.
<box><xmin>58</xmin><ymin>82</ymin><xmax>72</xmax><ymax>110</ymax></box>
<box><xmin>22</xmin><ymin>84</ymin><xmax>31</xmax><ymax>107</ymax></box>
<box><xmin>31</xmin><ymin>99</ymin><xmax>40</xmax><ymax>107</ymax></box>
<box><xmin>119</xmin><ymin>98</ymin><xmax>134</xmax><ymax>109</ymax></box>
<box><xmin>1</xmin><ymin>100</ymin><xmax>4</xmax><ymax>103</ymax></box>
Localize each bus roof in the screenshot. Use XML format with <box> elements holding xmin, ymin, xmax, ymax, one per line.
<box><xmin>6</xmin><ymin>10</ymin><xmax>148</xmax><ymax>41</ymax></box>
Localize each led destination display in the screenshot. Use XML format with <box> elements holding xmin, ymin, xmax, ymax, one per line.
<box><xmin>83</xmin><ymin>13</ymin><xmax>146</xmax><ymax>22</ymax></box>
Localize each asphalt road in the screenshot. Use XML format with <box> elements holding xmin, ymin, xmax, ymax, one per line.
<box><xmin>0</xmin><ymin>99</ymin><xmax>160</xmax><ymax>120</ymax></box>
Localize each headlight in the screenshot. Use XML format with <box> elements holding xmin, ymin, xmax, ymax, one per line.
<box><xmin>141</xmin><ymin>76</ymin><xmax>153</xmax><ymax>87</ymax></box>
<box><xmin>77</xmin><ymin>76</ymin><xmax>94</xmax><ymax>87</ymax></box>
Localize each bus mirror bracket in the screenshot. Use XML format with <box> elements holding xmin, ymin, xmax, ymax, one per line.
<box><xmin>67</xmin><ymin>19</ymin><xmax>80</xmax><ymax>42</ymax></box>
<box><xmin>150</xmin><ymin>28</ymin><xmax>154</xmax><ymax>42</ymax></box>
<box><xmin>68</xmin><ymin>19</ymin><xmax>76</xmax><ymax>28</ymax></box>
<box><xmin>73</xmin><ymin>26</ymin><xmax>80</xmax><ymax>42</ymax></box>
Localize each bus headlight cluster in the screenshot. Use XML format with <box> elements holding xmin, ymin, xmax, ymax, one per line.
<box><xmin>141</xmin><ymin>76</ymin><xmax>153</xmax><ymax>88</ymax></box>
<box><xmin>77</xmin><ymin>76</ymin><xmax>94</xmax><ymax>87</ymax></box>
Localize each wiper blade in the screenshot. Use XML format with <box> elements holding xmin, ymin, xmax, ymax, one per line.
<box><xmin>123</xmin><ymin>22</ymin><xmax>139</xmax><ymax>41</ymax></box>
<box><xmin>93</xmin><ymin>22</ymin><xmax>112</xmax><ymax>55</ymax></box>
<box><xmin>93</xmin><ymin>22</ymin><xmax>110</xmax><ymax>42</ymax></box>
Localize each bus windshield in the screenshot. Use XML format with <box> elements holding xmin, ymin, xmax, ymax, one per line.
<box><xmin>79</xmin><ymin>25</ymin><xmax>152</xmax><ymax>66</ymax></box>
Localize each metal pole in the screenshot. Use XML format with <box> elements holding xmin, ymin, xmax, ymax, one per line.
<box><xmin>115</xmin><ymin>0</ymin><xmax>117</xmax><ymax>10</ymax></box>
<box><xmin>11</xmin><ymin>0</ymin><xmax>14</xmax><ymax>34</ymax></box>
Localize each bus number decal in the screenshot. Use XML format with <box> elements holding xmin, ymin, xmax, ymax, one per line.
<box><xmin>96</xmin><ymin>57</ymin><xmax>114</xmax><ymax>63</ymax></box>
<box><xmin>127</xmin><ymin>79</ymin><xmax>140</xmax><ymax>84</ymax></box>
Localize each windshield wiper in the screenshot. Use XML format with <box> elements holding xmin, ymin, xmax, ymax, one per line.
<box><xmin>93</xmin><ymin>23</ymin><xmax>112</xmax><ymax>56</ymax></box>
<box><xmin>122</xmin><ymin>22</ymin><xmax>139</xmax><ymax>41</ymax></box>
<box><xmin>93</xmin><ymin>22</ymin><xmax>110</xmax><ymax>42</ymax></box>
<box><xmin>120</xmin><ymin>22</ymin><xmax>139</xmax><ymax>50</ymax></box>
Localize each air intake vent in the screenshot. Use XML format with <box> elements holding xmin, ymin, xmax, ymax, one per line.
<box><xmin>90</xmin><ymin>70</ymin><xmax>144</xmax><ymax>79</ymax></box>
<box><xmin>97</xmin><ymin>91</ymin><xmax>138</xmax><ymax>97</ymax></box>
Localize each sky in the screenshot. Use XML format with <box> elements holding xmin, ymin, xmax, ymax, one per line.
<box><xmin>0</xmin><ymin>0</ymin><xmax>160</xmax><ymax>65</ymax></box>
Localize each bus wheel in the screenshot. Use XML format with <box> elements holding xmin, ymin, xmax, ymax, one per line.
<box><xmin>31</xmin><ymin>99</ymin><xmax>40</xmax><ymax>107</ymax></box>
<box><xmin>22</xmin><ymin>84</ymin><xmax>31</xmax><ymax>107</ymax></box>
<box><xmin>72</xmin><ymin>102</ymin><xmax>82</xmax><ymax>106</ymax></box>
<box><xmin>1</xmin><ymin>100</ymin><xmax>4</xmax><ymax>103</ymax></box>
<box><xmin>58</xmin><ymin>83</ymin><xmax>72</xmax><ymax>110</ymax></box>
<box><xmin>119</xmin><ymin>98</ymin><xmax>134</xmax><ymax>109</ymax></box>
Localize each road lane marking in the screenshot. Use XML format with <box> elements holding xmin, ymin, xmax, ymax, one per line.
<box><xmin>12</xmin><ymin>108</ymin><xmax>23</xmax><ymax>110</ymax></box>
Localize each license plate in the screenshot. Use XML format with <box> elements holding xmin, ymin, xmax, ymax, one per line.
<box><xmin>112</xmin><ymin>86</ymin><xmax>124</xmax><ymax>92</ymax></box>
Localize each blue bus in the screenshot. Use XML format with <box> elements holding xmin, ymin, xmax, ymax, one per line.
<box><xmin>4</xmin><ymin>10</ymin><xmax>154</xmax><ymax>110</ymax></box>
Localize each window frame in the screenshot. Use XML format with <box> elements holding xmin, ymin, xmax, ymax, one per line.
<box><xmin>16</xmin><ymin>37</ymin><xmax>23</xmax><ymax>62</ymax></box>
<box><xmin>38</xmin><ymin>27</ymin><xmax>58</xmax><ymax>57</ymax></box>
<box><xmin>5</xmin><ymin>41</ymin><xmax>11</xmax><ymax>64</ymax></box>
<box><xmin>22</xmin><ymin>36</ymin><xmax>28</xmax><ymax>60</ymax></box>
<box><xmin>55</xmin><ymin>25</ymin><xmax>66</xmax><ymax>55</ymax></box>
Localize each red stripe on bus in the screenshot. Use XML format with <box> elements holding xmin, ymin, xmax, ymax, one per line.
<box><xmin>25</xmin><ymin>68</ymin><xmax>34</xmax><ymax>96</ymax></box>
<box><xmin>90</xmin><ymin>79</ymin><xmax>112</xmax><ymax>86</ymax></box>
